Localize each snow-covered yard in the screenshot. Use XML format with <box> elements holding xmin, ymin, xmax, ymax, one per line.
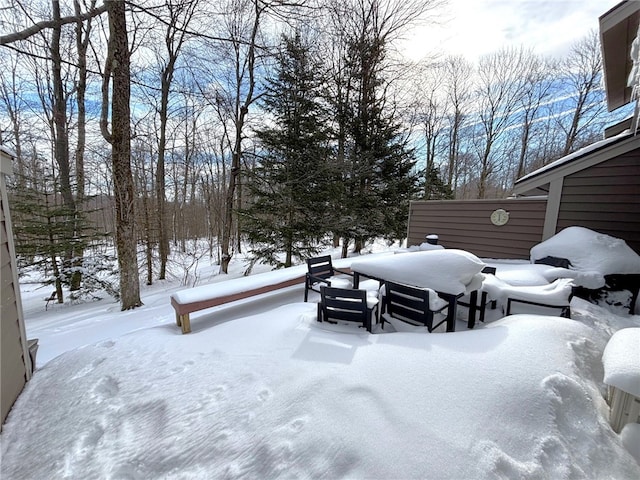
<box><xmin>1</xmin><ymin>232</ymin><xmax>640</xmax><ymax>479</ymax></box>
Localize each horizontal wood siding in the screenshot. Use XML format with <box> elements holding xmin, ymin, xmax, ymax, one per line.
<box><xmin>408</xmin><ymin>199</ymin><xmax>547</xmax><ymax>259</ymax></box>
<box><xmin>557</xmin><ymin>154</ymin><xmax>640</xmax><ymax>254</ymax></box>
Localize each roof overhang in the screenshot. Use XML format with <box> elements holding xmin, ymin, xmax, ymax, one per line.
<box><xmin>600</xmin><ymin>1</ymin><xmax>640</xmax><ymax>111</ymax></box>
<box><xmin>0</xmin><ymin>146</ymin><xmax>14</xmax><ymax>175</ymax></box>
<box><xmin>513</xmin><ymin>132</ymin><xmax>640</xmax><ymax>196</ymax></box>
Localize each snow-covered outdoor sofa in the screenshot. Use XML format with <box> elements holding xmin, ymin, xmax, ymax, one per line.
<box><xmin>481</xmin><ymin>276</ymin><xmax>574</xmax><ymax>318</ymax></box>
<box><xmin>530</xmin><ymin>227</ymin><xmax>640</xmax><ymax>314</ymax></box>
<box><xmin>474</xmin><ymin>227</ymin><xmax>640</xmax><ymax>320</ymax></box>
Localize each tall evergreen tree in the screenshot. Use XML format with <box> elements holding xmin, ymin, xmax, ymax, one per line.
<box><xmin>242</xmin><ymin>32</ymin><xmax>332</xmax><ymax>268</ymax></box>
<box><xmin>423</xmin><ymin>163</ymin><xmax>454</xmax><ymax>201</ymax></box>
<box><xmin>333</xmin><ymin>33</ymin><xmax>420</xmax><ymax>252</ymax></box>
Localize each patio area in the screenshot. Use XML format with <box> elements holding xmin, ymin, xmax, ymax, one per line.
<box><xmin>3</xmin><ymin>227</ymin><xmax>640</xmax><ymax>479</ymax></box>
<box><xmin>4</xmin><ymin>274</ymin><xmax>640</xmax><ymax>478</ymax></box>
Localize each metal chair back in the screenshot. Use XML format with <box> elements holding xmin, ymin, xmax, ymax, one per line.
<box><xmin>319</xmin><ymin>286</ymin><xmax>371</xmax><ymax>332</ymax></box>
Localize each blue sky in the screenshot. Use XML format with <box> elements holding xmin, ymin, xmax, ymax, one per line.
<box><xmin>401</xmin><ymin>0</ymin><xmax>619</xmax><ymax>62</ymax></box>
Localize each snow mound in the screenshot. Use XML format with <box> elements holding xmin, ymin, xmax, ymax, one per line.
<box><xmin>602</xmin><ymin>327</ymin><xmax>640</xmax><ymax>397</ymax></box>
<box><xmin>531</xmin><ymin>227</ymin><xmax>640</xmax><ymax>280</ymax></box>
<box><xmin>620</xmin><ymin>423</ymin><xmax>640</xmax><ymax>465</ymax></box>
<box><xmin>482</xmin><ymin>276</ymin><xmax>574</xmax><ymax>307</ymax></box>
<box><xmin>2</xmin><ymin>306</ymin><xmax>640</xmax><ymax>479</ymax></box>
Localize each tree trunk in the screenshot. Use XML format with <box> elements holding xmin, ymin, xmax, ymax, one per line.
<box><xmin>48</xmin><ymin>212</ymin><xmax>64</xmax><ymax>304</ymax></box>
<box><xmin>448</xmin><ymin>110</ymin><xmax>461</xmax><ymax>191</ymax></box>
<box><xmin>478</xmin><ymin>140</ymin><xmax>493</xmax><ymax>200</ymax></box>
<box><xmin>138</xmin><ymin>154</ymin><xmax>153</xmax><ymax>286</ymax></box>
<box><xmin>220</xmin><ymin>147</ymin><xmax>240</xmax><ymax>273</ymax></box>
<box><xmin>51</xmin><ymin>0</ymin><xmax>78</xmax><ymax>291</ymax></box>
<box><xmin>516</xmin><ymin>122</ymin><xmax>530</xmax><ymax>179</ymax></box>
<box><xmin>562</xmin><ymin>93</ymin><xmax>585</xmax><ymax>156</ymax></box>
<box><xmin>70</xmin><ymin>0</ymin><xmax>93</xmax><ymax>291</ymax></box>
<box><xmin>102</xmin><ymin>0</ymin><xmax>142</xmax><ymax>310</ymax></box>
<box><xmin>220</xmin><ymin>0</ymin><xmax>262</xmax><ymax>273</ymax></box>
<box><xmin>341</xmin><ymin>239</ymin><xmax>349</xmax><ymax>259</ymax></box>
<box><xmin>156</xmin><ymin>66</ymin><xmax>171</xmax><ymax>279</ymax></box>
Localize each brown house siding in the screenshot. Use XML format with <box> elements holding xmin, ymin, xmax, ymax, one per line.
<box><xmin>556</xmin><ymin>154</ymin><xmax>640</xmax><ymax>253</ymax></box>
<box><xmin>407</xmin><ymin>198</ymin><xmax>547</xmax><ymax>259</ymax></box>
<box><xmin>1</xmin><ymin>194</ymin><xmax>28</xmax><ymax>426</ymax></box>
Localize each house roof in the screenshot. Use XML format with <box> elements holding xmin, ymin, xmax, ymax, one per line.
<box><xmin>600</xmin><ymin>0</ymin><xmax>640</xmax><ymax>111</ymax></box>
<box><xmin>513</xmin><ymin>1</ymin><xmax>640</xmax><ymax>197</ymax></box>
<box><xmin>513</xmin><ymin>130</ymin><xmax>639</xmax><ymax>196</ymax></box>
<box><xmin>0</xmin><ymin>144</ymin><xmax>16</xmax><ymax>157</ymax></box>
<box><xmin>0</xmin><ymin>146</ymin><xmax>15</xmax><ymax>175</ymax></box>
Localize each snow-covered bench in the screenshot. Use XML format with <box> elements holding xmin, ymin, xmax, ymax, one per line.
<box><xmin>170</xmin><ymin>267</ymin><xmax>307</xmax><ymax>333</ymax></box>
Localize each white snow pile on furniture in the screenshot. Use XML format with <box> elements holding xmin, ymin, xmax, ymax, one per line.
<box><xmin>603</xmin><ymin>327</ymin><xmax>640</xmax><ymax>398</ymax></box>
<box><xmin>350</xmin><ymin>249</ymin><xmax>485</xmax><ymax>297</ymax></box>
<box><xmin>530</xmin><ymin>226</ymin><xmax>640</xmax><ymax>289</ymax></box>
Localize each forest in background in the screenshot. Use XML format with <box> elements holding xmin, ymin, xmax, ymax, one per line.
<box><xmin>0</xmin><ymin>0</ymin><xmax>629</xmax><ymax>308</ymax></box>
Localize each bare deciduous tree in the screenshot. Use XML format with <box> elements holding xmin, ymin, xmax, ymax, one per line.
<box><xmin>101</xmin><ymin>0</ymin><xmax>142</xmax><ymax>310</ymax></box>
<box><xmin>514</xmin><ymin>52</ymin><xmax>555</xmax><ymax>180</ymax></box>
<box><xmin>0</xmin><ymin>51</ymin><xmax>28</xmax><ymax>185</ymax></box>
<box><xmin>442</xmin><ymin>55</ymin><xmax>472</xmax><ymax>193</ymax></box>
<box><xmin>191</xmin><ymin>0</ymin><xmax>269</xmax><ymax>274</ymax></box>
<box><xmin>558</xmin><ymin>29</ymin><xmax>604</xmax><ymax>156</ymax></box>
<box><xmin>474</xmin><ymin>47</ymin><xmax>528</xmax><ymax>198</ymax></box>
<box><xmin>153</xmin><ymin>0</ymin><xmax>199</xmax><ymax>280</ymax></box>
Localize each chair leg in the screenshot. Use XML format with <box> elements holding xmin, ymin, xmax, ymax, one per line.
<box><xmin>479</xmin><ymin>292</ymin><xmax>488</xmax><ymax>323</ymax></box>
<box><xmin>317</xmin><ymin>302</ymin><xmax>322</xmax><ymax>322</ymax></box>
<box><xmin>365</xmin><ymin>305</ymin><xmax>376</xmax><ymax>333</ymax></box>
<box><xmin>467</xmin><ymin>290</ymin><xmax>478</xmax><ymax>329</ymax></box>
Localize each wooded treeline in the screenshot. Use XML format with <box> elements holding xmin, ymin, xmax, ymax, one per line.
<box><xmin>0</xmin><ymin>0</ymin><xmax>625</xmax><ymax>308</ymax></box>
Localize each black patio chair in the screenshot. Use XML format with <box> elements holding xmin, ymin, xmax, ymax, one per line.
<box><xmin>317</xmin><ymin>286</ymin><xmax>374</xmax><ymax>332</ymax></box>
<box><xmin>304</xmin><ymin>255</ymin><xmax>353</xmax><ymax>302</ymax></box>
<box><xmin>534</xmin><ymin>256</ymin><xmax>572</xmax><ymax>268</ymax></box>
<box><xmin>503</xmin><ymin>278</ymin><xmax>574</xmax><ymax>318</ymax></box>
<box><xmin>380</xmin><ymin>281</ymin><xmax>448</xmax><ymax>333</ymax></box>
<box><xmin>572</xmin><ymin>273</ymin><xmax>640</xmax><ymax>314</ymax></box>
<box><xmin>458</xmin><ymin>266</ymin><xmax>497</xmax><ymax>328</ymax></box>
<box><xmin>505</xmin><ymin>297</ymin><xmax>572</xmax><ymax>318</ymax></box>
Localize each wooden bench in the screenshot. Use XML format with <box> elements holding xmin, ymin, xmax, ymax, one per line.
<box><xmin>170</xmin><ymin>268</ymin><xmax>308</xmax><ymax>333</ymax></box>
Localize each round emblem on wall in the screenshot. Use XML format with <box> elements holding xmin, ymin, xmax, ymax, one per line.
<box><xmin>490</xmin><ymin>208</ymin><xmax>509</xmax><ymax>226</ymax></box>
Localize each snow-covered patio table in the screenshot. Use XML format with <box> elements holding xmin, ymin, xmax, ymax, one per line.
<box><xmin>349</xmin><ymin>249</ymin><xmax>486</xmax><ymax>332</ymax></box>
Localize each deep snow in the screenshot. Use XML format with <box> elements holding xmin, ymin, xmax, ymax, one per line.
<box><xmin>1</xmin><ymin>234</ymin><xmax>640</xmax><ymax>479</ymax></box>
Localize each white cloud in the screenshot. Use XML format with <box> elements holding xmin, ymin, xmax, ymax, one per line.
<box><xmin>401</xmin><ymin>0</ymin><xmax>618</xmax><ymax>62</ymax></box>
